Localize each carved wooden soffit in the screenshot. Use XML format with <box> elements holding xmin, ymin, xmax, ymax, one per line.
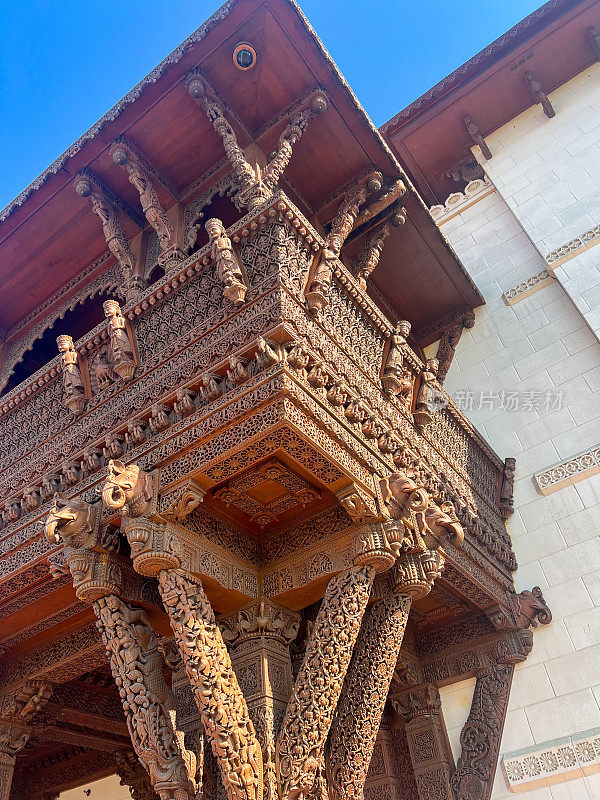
<box><xmin>112</xmin><ymin>134</ymin><xmax>180</xmax><ymax>202</ymax></box>
<box><xmin>218</xmin><ymin>600</ymin><xmax>300</xmax><ymax>649</ymax></box>
<box><xmin>525</xmin><ymin>71</ymin><xmax>555</xmax><ymax>118</ymax></box>
<box><xmin>110</xmin><ymin>138</ymin><xmax>184</xmax><ymax>268</ymax></box>
<box><xmin>464</xmin><ymin>114</ymin><xmax>492</xmax><ymax>160</ymax></box>
<box><xmin>589</xmin><ymin>27</ymin><xmax>600</xmax><ymax>61</ymax></box>
<box><xmin>185</xmin><ymin>67</ymin><xmax>328</xmax><ymax>212</ymax></box>
<box><xmin>435</xmin><ymin>309</ymin><xmax>475</xmax><ymax>384</ymax></box>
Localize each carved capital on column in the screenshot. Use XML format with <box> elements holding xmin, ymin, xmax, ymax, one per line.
<box><xmin>525</xmin><ymin>71</ymin><xmax>555</xmax><ymax>118</ymax></box>
<box><xmin>56</xmin><ymin>334</ymin><xmax>87</xmax><ymax>414</ymax></box>
<box><xmin>102</xmin><ymin>460</ymin><xmax>157</xmax><ymax>518</ymax></box>
<box><xmin>65</xmin><ymin>548</ymin><xmax>126</xmax><ymax>602</ymax></box>
<box><xmin>123</xmin><ymin>518</ymin><xmax>182</xmax><ymax>576</ymax></box>
<box><xmin>219</xmin><ymin>600</ymin><xmax>300</xmax><ymax>650</ymax></box>
<box><xmin>103</xmin><ymin>300</ymin><xmax>137</xmax><ymax>381</ymax></box>
<box><xmin>353</xmin><ymin>521</ymin><xmax>398</xmax><ymax>573</ymax></box>
<box><xmin>392</xmin><ymin>684</ymin><xmax>441</xmax><ymax>722</ymax></box>
<box><xmin>306</xmin><ymin>171</ymin><xmax>382</xmax><ymax>313</ymax></box>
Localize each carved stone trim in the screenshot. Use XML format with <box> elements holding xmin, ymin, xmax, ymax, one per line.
<box><xmin>545</xmin><ymin>223</ymin><xmax>600</xmax><ymax>267</ymax></box>
<box><xmin>502</xmin><ymin>269</ymin><xmax>554</xmax><ymax>305</ymax></box>
<box><xmin>533</xmin><ymin>443</ymin><xmax>600</xmax><ymax>495</ymax></box>
<box><xmin>502</xmin><ymin>724</ymin><xmax>600</xmax><ymax>793</ymax></box>
<box><xmin>276</xmin><ymin>565</ymin><xmax>376</xmax><ymax>800</ymax></box>
<box><xmin>429</xmin><ymin>178</ymin><xmax>494</xmax><ymax>223</ymax></box>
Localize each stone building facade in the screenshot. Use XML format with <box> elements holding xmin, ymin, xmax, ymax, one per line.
<box><xmin>384</xmin><ymin>5</ymin><xmax>600</xmax><ymax>797</ymax></box>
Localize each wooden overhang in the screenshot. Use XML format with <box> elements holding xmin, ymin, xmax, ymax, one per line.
<box><xmin>0</xmin><ymin>0</ymin><xmax>481</xmax><ymax>353</ymax></box>
<box><xmin>382</xmin><ymin>0</ymin><xmax>600</xmax><ymax>205</ymax></box>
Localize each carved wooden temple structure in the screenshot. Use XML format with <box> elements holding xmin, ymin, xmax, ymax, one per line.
<box><xmin>0</xmin><ymin>2</ymin><xmax>551</xmax><ymax>799</ymax></box>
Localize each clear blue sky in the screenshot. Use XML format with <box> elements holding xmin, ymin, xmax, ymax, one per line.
<box><xmin>0</xmin><ymin>0</ymin><xmax>541</xmax><ymax>211</ymax></box>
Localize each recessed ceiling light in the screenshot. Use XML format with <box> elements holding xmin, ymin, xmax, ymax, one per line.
<box><xmin>233</xmin><ymin>42</ymin><xmax>257</xmax><ymax>71</ymax></box>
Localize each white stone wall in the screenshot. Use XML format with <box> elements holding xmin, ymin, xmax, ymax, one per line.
<box><xmin>475</xmin><ymin>62</ymin><xmax>600</xmax><ymax>343</ymax></box>
<box><xmin>59</xmin><ymin>775</ymin><xmax>127</xmax><ymax>800</ymax></box>
<box><xmin>435</xmin><ymin>183</ymin><xmax>600</xmax><ymax>799</ymax></box>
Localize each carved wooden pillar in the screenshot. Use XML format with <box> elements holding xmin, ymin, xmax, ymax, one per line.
<box><xmin>393</xmin><ymin>685</ymin><xmax>454</xmax><ymax>800</ymax></box>
<box><xmin>327</xmin><ymin>593</ymin><xmax>411</xmax><ymax>800</ymax></box>
<box><xmin>115</xmin><ymin>750</ymin><xmax>160</xmax><ymax>800</ymax></box>
<box><xmin>43</xmin><ymin>496</ymin><xmax>196</xmax><ymax>800</ymax></box>
<box><xmin>155</xmin><ymin>568</ymin><xmax>264</xmax><ymax>800</ymax></box>
<box><xmin>275</xmin><ymin>564</ymin><xmax>377</xmax><ymax>800</ymax></box>
<box><xmin>450</xmin><ymin>664</ymin><xmax>515</xmax><ymax>800</ymax></box>
<box><xmin>0</xmin><ymin>680</ymin><xmax>53</xmax><ymax>800</ymax></box>
<box><xmin>363</xmin><ymin>711</ymin><xmax>417</xmax><ymax>800</ymax></box>
<box><xmin>219</xmin><ymin>601</ymin><xmax>300</xmax><ymax>800</ymax></box>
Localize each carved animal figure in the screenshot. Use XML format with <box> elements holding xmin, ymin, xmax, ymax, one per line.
<box><xmin>44</xmin><ymin>493</ymin><xmax>97</xmax><ymax>549</ymax></box>
<box><xmin>102</xmin><ymin>460</ymin><xmax>154</xmax><ymax>518</ymax></box>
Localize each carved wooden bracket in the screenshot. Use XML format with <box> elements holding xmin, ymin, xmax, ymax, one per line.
<box><xmin>499</xmin><ymin>457</ymin><xmax>516</xmax><ymax>519</ymax></box>
<box><xmin>464</xmin><ymin>115</ymin><xmax>492</xmax><ymax>160</ymax></box>
<box><xmin>185</xmin><ymin>68</ymin><xmax>328</xmax><ymax>212</ymax></box>
<box><xmin>110</xmin><ymin>138</ymin><xmax>184</xmax><ymax>269</ymax></box>
<box><xmin>206</xmin><ymin>217</ymin><xmax>249</xmax><ymax>306</ymax></box>
<box><xmin>355</xmin><ymin>211</ymin><xmax>405</xmax><ymax>290</ymax></box>
<box><xmin>103</xmin><ymin>300</ymin><xmax>137</xmax><ymax>381</ymax></box>
<box><xmin>589</xmin><ymin>27</ymin><xmax>600</xmax><ymax>61</ymax></box>
<box><xmin>435</xmin><ymin>309</ymin><xmax>475</xmax><ymax>384</ymax></box>
<box><xmin>525</xmin><ymin>71</ymin><xmax>555</xmax><ymax>118</ymax></box>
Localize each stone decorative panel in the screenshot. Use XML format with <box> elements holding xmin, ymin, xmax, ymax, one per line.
<box><xmin>502</xmin><ymin>270</ymin><xmax>554</xmax><ymax>305</ymax></box>
<box><xmin>533</xmin><ymin>443</ymin><xmax>600</xmax><ymax>495</ymax></box>
<box><xmin>545</xmin><ymin>224</ymin><xmax>600</xmax><ymax>267</ymax></box>
<box><xmin>502</xmin><ymin>726</ymin><xmax>600</xmax><ymax>793</ymax></box>
<box><xmin>429</xmin><ymin>178</ymin><xmax>494</xmax><ymax>223</ymax></box>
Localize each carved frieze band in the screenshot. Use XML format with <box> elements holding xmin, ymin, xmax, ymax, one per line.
<box><xmin>429</xmin><ymin>179</ymin><xmax>493</xmax><ymax>223</ymax></box>
<box><xmin>502</xmin><ymin>270</ymin><xmax>554</xmax><ymax>306</ymax></box>
<box><xmin>533</xmin><ymin>443</ymin><xmax>600</xmax><ymax>495</ymax></box>
<box><xmin>546</xmin><ymin>223</ymin><xmax>600</xmax><ymax>267</ymax></box>
<box><xmin>502</xmin><ymin>725</ymin><xmax>600</xmax><ymax>793</ymax></box>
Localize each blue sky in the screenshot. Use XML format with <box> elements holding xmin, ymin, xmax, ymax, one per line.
<box><xmin>0</xmin><ymin>0</ymin><xmax>541</xmax><ymax>211</ymax></box>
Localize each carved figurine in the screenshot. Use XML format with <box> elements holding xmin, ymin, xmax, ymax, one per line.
<box><xmin>525</xmin><ymin>71</ymin><xmax>555</xmax><ymax>118</ymax></box>
<box><xmin>413</xmin><ymin>358</ymin><xmax>442</xmax><ymax>429</ymax></box>
<box><xmin>255</xmin><ymin>337</ymin><xmax>281</xmax><ymax>369</ymax></box>
<box><xmin>174</xmin><ymin>387</ymin><xmax>197</xmax><ymax>418</ymax></box>
<box><xmin>103</xmin><ymin>300</ymin><xmax>136</xmax><ymax>381</ymax></box>
<box><xmin>102</xmin><ymin>460</ymin><xmax>154</xmax><ymax>518</ymax></box>
<box><xmin>57</xmin><ymin>334</ymin><xmax>87</xmax><ymax>414</ymax></box>
<box><xmin>206</xmin><ymin>218</ymin><xmax>248</xmax><ymax>306</ymax></box>
<box><xmin>126</xmin><ymin>419</ymin><xmax>148</xmax><ymax>448</ymax></box>
<box><xmin>464</xmin><ymin>114</ymin><xmax>492</xmax><ymax>160</ymax></box>
<box><xmin>499</xmin><ymin>457</ymin><xmax>516</xmax><ymax>520</ymax></box>
<box><xmin>227</xmin><ymin>355</ymin><xmax>250</xmax><ymax>386</ymax></box>
<box><xmin>199</xmin><ymin>373</ymin><xmax>222</xmax><ymax>403</ymax></box>
<box><xmin>149</xmin><ymin>404</ymin><xmax>171</xmax><ymax>433</ymax></box>
<box><xmin>44</xmin><ymin>493</ymin><xmax>99</xmax><ymax>550</ymax></box>
<box><xmin>382</xmin><ymin>321</ymin><xmax>413</xmax><ymax>397</ymax></box>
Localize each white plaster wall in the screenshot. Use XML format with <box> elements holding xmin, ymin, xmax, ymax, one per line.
<box><xmin>436</xmin><ymin>186</ymin><xmax>600</xmax><ymax>800</ymax></box>
<box><xmin>477</xmin><ymin>63</ymin><xmax>600</xmax><ymax>342</ymax></box>
<box><xmin>59</xmin><ymin>775</ymin><xmax>127</xmax><ymax>800</ymax></box>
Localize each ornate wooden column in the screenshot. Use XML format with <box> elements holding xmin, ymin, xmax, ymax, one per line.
<box><xmin>219</xmin><ymin>601</ymin><xmax>300</xmax><ymax>800</ymax></box>
<box><xmin>109</xmin><ymin>462</ymin><xmax>264</xmax><ymax>800</ymax></box>
<box><xmin>392</xmin><ymin>685</ymin><xmax>454</xmax><ymax>800</ymax></box>
<box><xmin>0</xmin><ymin>681</ymin><xmax>53</xmax><ymax>800</ymax></box>
<box><xmin>115</xmin><ymin>750</ymin><xmax>160</xmax><ymax>800</ymax></box>
<box><xmin>43</xmin><ymin>495</ymin><xmax>197</xmax><ymax>800</ymax></box>
<box><xmin>450</xmin><ymin>664</ymin><xmax>515</xmax><ymax>800</ymax></box>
